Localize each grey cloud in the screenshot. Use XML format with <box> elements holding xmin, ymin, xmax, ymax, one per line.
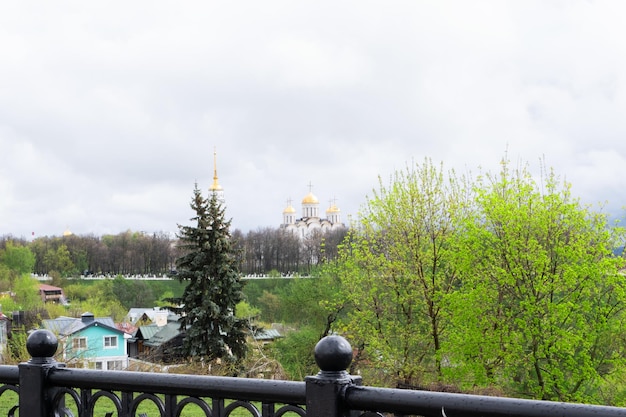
<box><xmin>3</xmin><ymin>1</ymin><xmax>626</xmax><ymax>237</ymax></box>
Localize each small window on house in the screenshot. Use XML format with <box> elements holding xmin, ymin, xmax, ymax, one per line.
<box><xmin>107</xmin><ymin>360</ymin><xmax>123</xmax><ymax>370</ymax></box>
<box><xmin>72</xmin><ymin>337</ymin><xmax>87</xmax><ymax>350</ymax></box>
<box><xmin>104</xmin><ymin>336</ymin><xmax>117</xmax><ymax>348</ymax></box>
<box><xmin>94</xmin><ymin>362</ymin><xmax>103</xmax><ymax>370</ymax></box>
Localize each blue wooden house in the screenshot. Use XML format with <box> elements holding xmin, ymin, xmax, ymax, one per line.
<box><xmin>42</xmin><ymin>312</ymin><xmax>129</xmax><ymax>370</ymax></box>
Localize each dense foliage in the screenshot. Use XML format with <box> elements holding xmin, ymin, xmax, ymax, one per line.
<box><xmin>447</xmin><ymin>162</ymin><xmax>626</xmax><ymax>402</ymax></box>
<box><xmin>337</xmin><ymin>159</ymin><xmax>469</xmax><ymax>384</ymax></box>
<box><xmin>326</xmin><ymin>158</ymin><xmax>626</xmax><ymax>404</ymax></box>
<box><xmin>0</xmin><ymin>241</ymin><xmax>35</xmax><ymax>277</ymax></box>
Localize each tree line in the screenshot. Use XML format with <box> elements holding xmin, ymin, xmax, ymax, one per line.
<box><xmin>232</xmin><ymin>227</ymin><xmax>347</xmax><ymax>275</ymax></box>
<box><xmin>0</xmin><ymin>227</ymin><xmax>347</xmax><ymax>278</ymax></box>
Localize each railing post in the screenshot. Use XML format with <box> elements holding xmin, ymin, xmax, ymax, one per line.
<box><xmin>305</xmin><ymin>335</ymin><xmax>362</xmax><ymax>417</ymax></box>
<box><xmin>18</xmin><ymin>329</ymin><xmax>60</xmax><ymax>417</ymax></box>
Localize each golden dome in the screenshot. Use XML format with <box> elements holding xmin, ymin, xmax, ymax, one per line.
<box><xmin>302</xmin><ymin>192</ymin><xmax>319</xmax><ymax>204</ymax></box>
<box><xmin>283</xmin><ymin>204</ymin><xmax>296</xmax><ymax>214</ymax></box>
<box><xmin>63</xmin><ymin>228</ymin><xmax>73</xmax><ymax>237</ymax></box>
<box><xmin>326</xmin><ymin>204</ymin><xmax>340</xmax><ymax>213</ymax></box>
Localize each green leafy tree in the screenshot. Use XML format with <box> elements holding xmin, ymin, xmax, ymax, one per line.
<box><xmin>64</xmin><ymin>283</ymin><xmax>92</xmax><ymax>302</ymax></box>
<box><xmin>168</xmin><ymin>185</ymin><xmax>249</xmax><ymax>362</ymax></box>
<box><xmin>449</xmin><ymin>160</ymin><xmax>626</xmax><ymax>402</ymax></box>
<box><xmin>5</xmin><ymin>331</ymin><xmax>30</xmax><ymax>364</ymax></box>
<box><xmin>156</xmin><ymin>290</ymin><xmax>175</xmax><ymax>307</ymax></box>
<box><xmin>257</xmin><ymin>290</ymin><xmax>281</xmax><ymax>323</ymax></box>
<box><xmin>63</xmin><ymin>280</ymin><xmax>127</xmax><ymax>321</ymax></box>
<box><xmin>48</xmin><ymin>270</ymin><xmax>65</xmax><ymax>287</ymax></box>
<box><xmin>0</xmin><ymin>241</ymin><xmax>36</xmax><ymax>275</ymax></box>
<box><xmin>271</xmin><ymin>326</ymin><xmax>320</xmax><ymax>380</ymax></box>
<box><xmin>10</xmin><ymin>274</ymin><xmax>42</xmax><ymax>311</ymax></box>
<box><xmin>0</xmin><ymin>264</ymin><xmax>12</xmax><ymax>291</ymax></box>
<box><xmin>71</xmin><ymin>249</ymin><xmax>89</xmax><ymax>275</ymax></box>
<box><xmin>235</xmin><ymin>300</ymin><xmax>260</xmax><ymax>321</ymax></box>
<box><xmin>277</xmin><ymin>272</ymin><xmax>347</xmax><ymax>339</ymax></box>
<box><xmin>111</xmin><ymin>275</ymin><xmax>156</xmax><ymax>309</ymax></box>
<box><xmin>336</xmin><ymin>159</ymin><xmax>469</xmax><ymax>386</ymax></box>
<box><xmin>43</xmin><ymin>244</ymin><xmax>76</xmax><ymax>277</ymax></box>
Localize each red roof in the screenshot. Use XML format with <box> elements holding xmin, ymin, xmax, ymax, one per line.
<box><xmin>39</xmin><ymin>284</ymin><xmax>64</xmax><ymax>291</ymax></box>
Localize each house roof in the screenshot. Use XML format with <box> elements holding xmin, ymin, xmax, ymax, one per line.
<box><xmin>253</xmin><ymin>328</ymin><xmax>283</xmax><ymax>341</ymax></box>
<box><xmin>39</xmin><ymin>284</ymin><xmax>64</xmax><ymax>292</ymax></box>
<box><xmin>126</xmin><ymin>307</ymin><xmax>173</xmax><ymax>324</ymax></box>
<box><xmin>116</xmin><ymin>322</ymin><xmax>137</xmax><ymax>335</ymax></box>
<box><xmin>42</xmin><ymin>315</ymin><xmax>120</xmax><ymax>337</ymax></box>
<box><xmin>134</xmin><ymin>324</ymin><xmax>161</xmax><ymax>340</ymax></box>
<box><xmin>143</xmin><ymin>322</ymin><xmax>184</xmax><ymax>348</ymax></box>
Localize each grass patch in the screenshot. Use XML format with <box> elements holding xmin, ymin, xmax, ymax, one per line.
<box><xmin>1</xmin><ymin>388</ymin><xmax>302</xmax><ymax>417</ymax></box>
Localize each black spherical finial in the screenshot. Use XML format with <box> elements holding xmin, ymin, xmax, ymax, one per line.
<box><xmin>314</xmin><ymin>335</ymin><xmax>353</xmax><ymax>373</ymax></box>
<box><xmin>26</xmin><ymin>329</ymin><xmax>58</xmax><ymax>362</ymax></box>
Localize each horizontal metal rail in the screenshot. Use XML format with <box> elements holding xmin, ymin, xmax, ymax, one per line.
<box><xmin>0</xmin><ymin>366</ymin><xmax>19</xmax><ymax>385</ymax></box>
<box><xmin>48</xmin><ymin>368</ymin><xmax>306</xmax><ymax>404</ymax></box>
<box><xmin>345</xmin><ymin>386</ymin><xmax>626</xmax><ymax>417</ymax></box>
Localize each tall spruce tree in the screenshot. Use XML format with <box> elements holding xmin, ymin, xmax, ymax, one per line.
<box><xmin>170</xmin><ymin>184</ymin><xmax>248</xmax><ymax>362</ymax></box>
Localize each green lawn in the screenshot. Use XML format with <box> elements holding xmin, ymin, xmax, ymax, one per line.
<box><xmin>0</xmin><ymin>389</ymin><xmax>301</xmax><ymax>417</ymax></box>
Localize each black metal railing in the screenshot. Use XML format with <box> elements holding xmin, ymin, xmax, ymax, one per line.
<box><xmin>1</xmin><ymin>329</ymin><xmax>626</xmax><ymax>417</ymax></box>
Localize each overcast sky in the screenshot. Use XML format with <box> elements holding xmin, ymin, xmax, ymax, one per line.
<box><xmin>2</xmin><ymin>1</ymin><xmax>626</xmax><ymax>239</ymax></box>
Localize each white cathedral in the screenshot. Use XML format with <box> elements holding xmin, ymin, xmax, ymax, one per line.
<box><xmin>209</xmin><ymin>150</ymin><xmax>344</xmax><ymax>238</ymax></box>
<box><xmin>281</xmin><ymin>186</ymin><xmax>345</xmax><ymax>238</ymax></box>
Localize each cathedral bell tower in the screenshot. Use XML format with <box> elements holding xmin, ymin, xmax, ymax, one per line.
<box><xmin>209</xmin><ymin>147</ymin><xmax>225</xmax><ymax>204</ymax></box>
